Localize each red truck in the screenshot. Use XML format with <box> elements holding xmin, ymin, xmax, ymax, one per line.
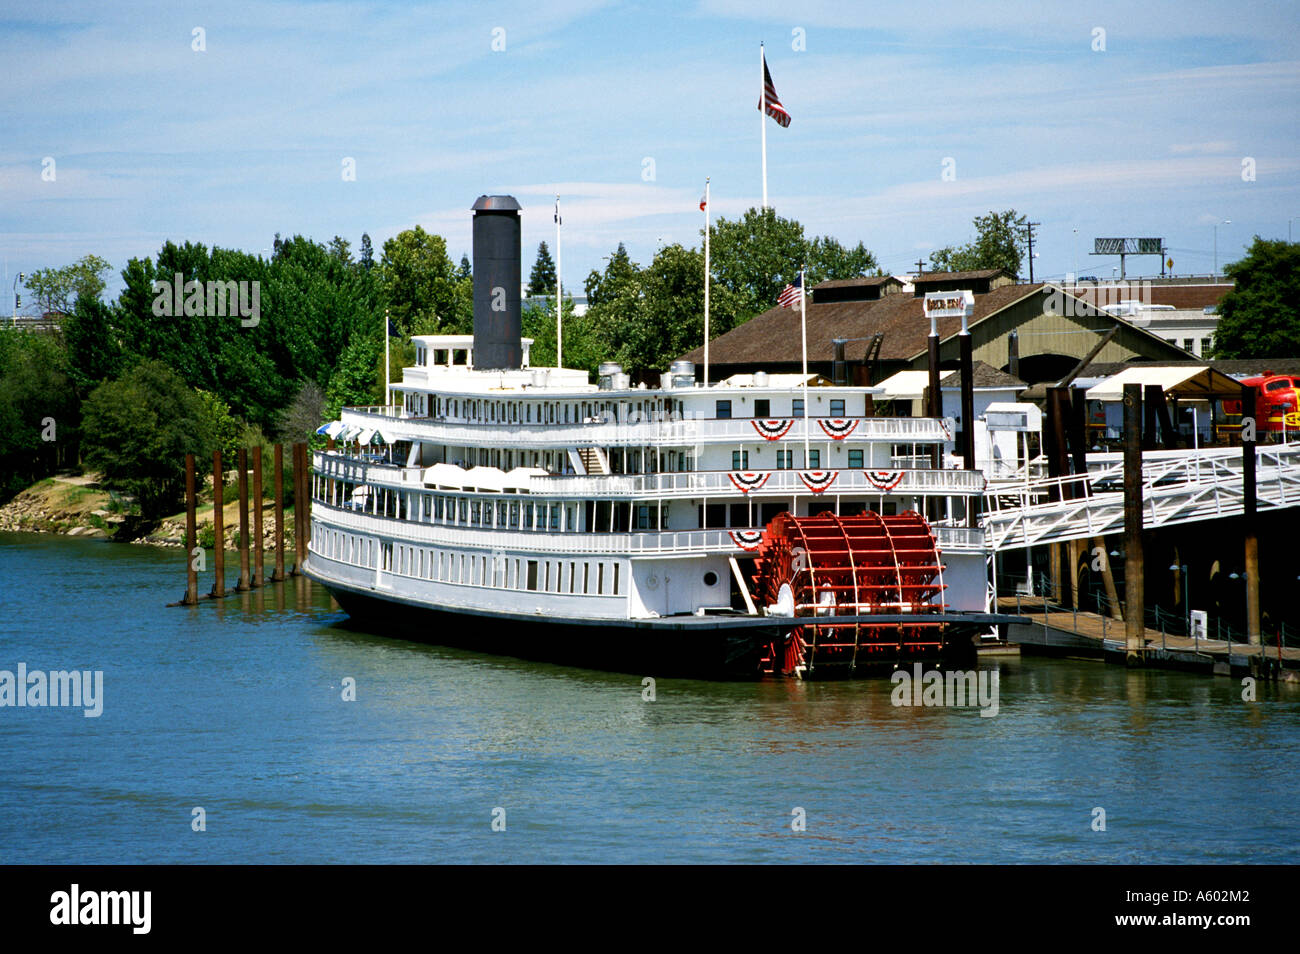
<box><xmin>1222</xmin><ymin>372</ymin><xmax>1300</xmax><ymax>432</ymax></box>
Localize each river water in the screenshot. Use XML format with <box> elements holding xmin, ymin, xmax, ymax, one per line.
<box><xmin>0</xmin><ymin>532</ymin><xmax>1296</xmax><ymax>864</ymax></box>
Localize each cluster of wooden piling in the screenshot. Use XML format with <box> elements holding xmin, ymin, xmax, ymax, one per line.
<box><xmin>1034</xmin><ymin>381</ymin><xmax>1263</xmax><ymax>662</ymax></box>
<box><xmin>176</xmin><ymin>442</ymin><xmax>313</xmax><ymax>605</ymax></box>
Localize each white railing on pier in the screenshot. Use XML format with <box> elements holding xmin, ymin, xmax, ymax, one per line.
<box><xmin>982</xmin><ymin>442</ymin><xmax>1300</xmax><ymax>550</ymax></box>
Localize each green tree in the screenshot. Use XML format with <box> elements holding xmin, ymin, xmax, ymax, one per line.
<box><xmin>81</xmin><ymin>361</ymin><xmax>213</xmax><ymax>519</ymax></box>
<box><xmin>581</xmin><ymin>244</ymin><xmax>743</xmax><ymax>381</ymax></box>
<box><xmin>708</xmin><ymin>208</ymin><xmax>808</xmax><ymax>320</ymax></box>
<box><xmin>62</xmin><ymin>294</ymin><xmax>123</xmax><ymax>393</ymax></box>
<box><xmin>806</xmin><ymin>236</ymin><xmax>879</xmax><ymax>285</ymax></box>
<box><xmin>0</xmin><ymin>329</ymin><xmax>79</xmax><ymax>498</ymax></box>
<box><xmin>584</xmin><ymin>243</ymin><xmax>638</xmax><ymax>307</ymax></box>
<box><xmin>929</xmin><ymin>209</ymin><xmax>1029</xmax><ymax>277</ymax></box>
<box><xmin>708</xmin><ymin>208</ymin><xmax>878</xmax><ymax>320</ymax></box>
<box><xmin>23</xmin><ymin>254</ymin><xmax>112</xmax><ymax>315</ymax></box>
<box><xmin>378</xmin><ymin>226</ymin><xmax>469</xmax><ymax>334</ymax></box>
<box><xmin>528</xmin><ymin>241</ymin><xmax>557</xmax><ymax>297</ymax></box>
<box><xmin>1210</xmin><ymin>237</ymin><xmax>1300</xmax><ymax>358</ymax></box>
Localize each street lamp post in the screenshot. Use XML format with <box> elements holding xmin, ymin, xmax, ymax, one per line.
<box><xmin>1213</xmin><ymin>219</ymin><xmax>1230</xmax><ymax>276</ymax></box>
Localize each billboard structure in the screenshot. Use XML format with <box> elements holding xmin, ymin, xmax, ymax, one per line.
<box><xmin>1090</xmin><ymin>237</ymin><xmax>1167</xmax><ymax>278</ymax></box>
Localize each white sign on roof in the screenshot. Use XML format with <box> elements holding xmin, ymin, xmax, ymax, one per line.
<box><xmin>923</xmin><ymin>290</ymin><xmax>974</xmax><ymax>319</ymax></box>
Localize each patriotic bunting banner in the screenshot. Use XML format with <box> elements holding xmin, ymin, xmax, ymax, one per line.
<box><xmin>864</xmin><ymin>470</ymin><xmax>904</xmax><ymax>492</ymax></box>
<box><xmin>751</xmin><ymin>419</ymin><xmax>794</xmax><ymax>441</ymax></box>
<box><xmin>728</xmin><ymin>529</ymin><xmax>764</xmax><ymax>551</ymax></box>
<box><xmin>728</xmin><ymin>471</ymin><xmax>772</xmax><ymax>494</ymax></box>
<box><xmin>798</xmin><ymin>470</ymin><xmax>838</xmax><ymax>494</ymax></box>
<box><xmin>818</xmin><ymin>418</ymin><xmax>858</xmax><ymax>440</ymax></box>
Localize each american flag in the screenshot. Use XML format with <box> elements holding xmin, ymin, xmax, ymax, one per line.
<box><xmin>776</xmin><ymin>273</ymin><xmax>803</xmax><ymax>309</ymax></box>
<box><xmin>759</xmin><ymin>52</ymin><xmax>791</xmax><ymax>127</ymax></box>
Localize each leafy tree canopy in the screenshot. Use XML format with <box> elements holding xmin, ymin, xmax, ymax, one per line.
<box><xmin>81</xmin><ymin>360</ymin><xmax>213</xmax><ymax>519</ymax></box>
<box><xmin>378</xmin><ymin>226</ymin><xmax>471</xmax><ymax>335</ymax></box>
<box><xmin>23</xmin><ymin>254</ymin><xmax>112</xmax><ymax>315</ymax></box>
<box><xmin>929</xmin><ymin>209</ymin><xmax>1029</xmax><ymax>277</ymax></box>
<box><xmin>1210</xmin><ymin>237</ymin><xmax>1300</xmax><ymax>359</ymax></box>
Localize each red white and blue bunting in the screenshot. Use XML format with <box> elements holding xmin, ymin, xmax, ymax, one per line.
<box><xmin>797</xmin><ymin>470</ymin><xmax>838</xmax><ymax>494</ymax></box>
<box><xmin>864</xmin><ymin>470</ymin><xmax>904</xmax><ymax>492</ymax></box>
<box><xmin>728</xmin><ymin>529</ymin><xmax>764</xmax><ymax>551</ymax></box>
<box><xmin>728</xmin><ymin>471</ymin><xmax>772</xmax><ymax>494</ymax></box>
<box><xmin>817</xmin><ymin>418</ymin><xmax>858</xmax><ymax>440</ymax></box>
<box><xmin>751</xmin><ymin>418</ymin><xmax>794</xmax><ymax>441</ymax></box>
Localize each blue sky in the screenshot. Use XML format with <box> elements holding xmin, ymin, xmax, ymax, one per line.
<box><xmin>2</xmin><ymin>0</ymin><xmax>1298</xmax><ymax>303</ymax></box>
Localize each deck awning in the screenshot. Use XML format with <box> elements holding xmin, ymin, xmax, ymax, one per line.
<box><xmin>317</xmin><ymin>420</ymin><xmax>347</xmax><ymax>438</ymax></box>
<box><xmin>1085</xmin><ymin>366</ymin><xmax>1246</xmax><ymax>402</ymax></box>
<box><xmin>872</xmin><ymin>370</ymin><xmax>932</xmax><ymax>401</ymax></box>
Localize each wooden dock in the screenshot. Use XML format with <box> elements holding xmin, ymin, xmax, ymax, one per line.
<box><xmin>997</xmin><ymin>594</ymin><xmax>1299</xmax><ymax>673</ymax></box>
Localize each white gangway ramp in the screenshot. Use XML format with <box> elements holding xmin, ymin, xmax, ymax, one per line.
<box><xmin>982</xmin><ymin>442</ymin><xmax>1300</xmax><ymax>551</ymax></box>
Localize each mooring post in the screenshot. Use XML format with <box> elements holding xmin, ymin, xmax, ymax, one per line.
<box><xmin>236</xmin><ymin>447</ymin><xmax>251</xmax><ymax>592</ymax></box>
<box><xmin>252</xmin><ymin>445</ymin><xmax>264</xmax><ymax>587</ymax></box>
<box><xmin>1122</xmin><ymin>383</ymin><xmax>1145</xmax><ymax>662</ymax></box>
<box><xmin>183</xmin><ymin>453</ymin><xmax>198</xmax><ymax>605</ymax></box>
<box><xmin>272</xmin><ymin>443</ymin><xmax>286</xmax><ymax>582</ymax></box>
<box><xmin>293</xmin><ymin>441</ymin><xmax>308</xmax><ymax>572</ymax></box>
<box><xmin>1243</xmin><ymin>387</ymin><xmax>1261</xmax><ymax>645</ymax></box>
<box><xmin>211</xmin><ymin>449</ymin><xmax>226</xmax><ymax>599</ymax></box>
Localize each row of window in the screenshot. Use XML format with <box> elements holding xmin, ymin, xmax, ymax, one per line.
<box><xmin>729</xmin><ymin>449</ymin><xmax>867</xmax><ymax>469</ymax></box>
<box><xmin>316</xmin><ymin>527</ymin><xmax>623</xmax><ymax>596</ymax></box>
<box><xmin>716</xmin><ymin>398</ymin><xmax>850</xmax><ymax>419</ymax></box>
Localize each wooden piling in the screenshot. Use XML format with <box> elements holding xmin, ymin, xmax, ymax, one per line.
<box><xmin>211</xmin><ymin>449</ymin><xmax>226</xmax><ymax>599</ymax></box>
<box><xmin>236</xmin><ymin>447</ymin><xmax>251</xmax><ymax>592</ymax></box>
<box><xmin>252</xmin><ymin>445</ymin><xmax>264</xmax><ymax>587</ymax></box>
<box><xmin>1122</xmin><ymin>383</ymin><xmax>1145</xmax><ymax>661</ymax></box>
<box><xmin>183</xmin><ymin>453</ymin><xmax>198</xmax><ymax>605</ymax></box>
<box><xmin>293</xmin><ymin>441</ymin><xmax>308</xmax><ymax>572</ymax></box>
<box><xmin>272</xmin><ymin>443</ymin><xmax>285</xmax><ymax>582</ymax></box>
<box><xmin>1243</xmin><ymin>387</ymin><xmax>1261</xmax><ymax>645</ymax></box>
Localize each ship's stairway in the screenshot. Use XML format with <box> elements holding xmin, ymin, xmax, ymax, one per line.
<box><xmin>569</xmin><ymin>446</ymin><xmax>611</xmax><ymax>476</ymax></box>
<box><xmin>983</xmin><ymin>441</ymin><xmax>1300</xmax><ymax>551</ymax></box>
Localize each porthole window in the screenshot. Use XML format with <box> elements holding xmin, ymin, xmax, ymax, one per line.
<box><xmin>703</xmin><ymin>571</ymin><xmax>719</xmax><ymax>587</ymax></box>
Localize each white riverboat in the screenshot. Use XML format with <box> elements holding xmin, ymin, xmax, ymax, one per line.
<box><xmin>304</xmin><ymin>196</ymin><xmax>1011</xmax><ymax>678</ymax></box>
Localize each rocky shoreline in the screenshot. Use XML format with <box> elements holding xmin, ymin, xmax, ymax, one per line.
<box><xmin>0</xmin><ymin>479</ymin><xmax>294</xmax><ymax>550</ymax></box>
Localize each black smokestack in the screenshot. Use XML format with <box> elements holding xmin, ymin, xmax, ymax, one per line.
<box><xmin>471</xmin><ymin>195</ymin><xmax>522</xmax><ymax>370</ymax></box>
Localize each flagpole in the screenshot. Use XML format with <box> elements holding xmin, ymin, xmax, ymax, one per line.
<box><xmin>800</xmin><ymin>265</ymin><xmax>809</xmax><ymax>466</ymax></box>
<box><xmin>760</xmin><ymin>42</ymin><xmax>768</xmax><ymax>210</ymax></box>
<box><xmin>555</xmin><ymin>195</ymin><xmax>562</xmax><ymax>368</ymax></box>
<box><xmin>703</xmin><ymin>177</ymin><xmax>710</xmax><ymax>387</ymax></box>
<box><xmin>384</xmin><ymin>308</ymin><xmax>391</xmax><ymax>409</ymax></box>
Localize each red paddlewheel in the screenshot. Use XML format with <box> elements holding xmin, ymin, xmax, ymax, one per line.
<box><xmin>753</xmin><ymin>510</ymin><xmax>947</xmax><ymax>677</ymax></box>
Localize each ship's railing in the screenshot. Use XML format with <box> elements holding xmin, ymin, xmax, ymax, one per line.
<box><xmin>310</xmin><ymin>498</ymin><xmax>988</xmax><ymax>555</ymax></box>
<box><xmin>313</xmin><ymin>451</ymin><xmax>984</xmax><ymax>498</ymax></box>
<box><xmin>532</xmin><ymin>467</ymin><xmax>986</xmax><ymax>497</ymax></box>
<box><xmin>338</xmin><ymin>405</ymin><xmax>952</xmax><ymax>447</ymax></box>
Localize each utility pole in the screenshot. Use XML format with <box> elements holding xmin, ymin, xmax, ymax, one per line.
<box><xmin>914</xmin><ymin>258</ymin><xmax>926</xmax><ymax>277</ymax></box>
<box><xmin>1025</xmin><ymin>222</ymin><xmax>1041</xmax><ymax>283</ymax></box>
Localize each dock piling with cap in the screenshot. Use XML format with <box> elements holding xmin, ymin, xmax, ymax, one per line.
<box><xmin>236</xmin><ymin>447</ymin><xmax>251</xmax><ymax>592</ymax></box>
<box><xmin>272</xmin><ymin>443</ymin><xmax>286</xmax><ymax>582</ymax></box>
<box><xmin>210</xmin><ymin>449</ymin><xmax>226</xmax><ymax>599</ymax></box>
<box><xmin>252</xmin><ymin>445</ymin><xmax>264</xmax><ymax>587</ymax></box>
